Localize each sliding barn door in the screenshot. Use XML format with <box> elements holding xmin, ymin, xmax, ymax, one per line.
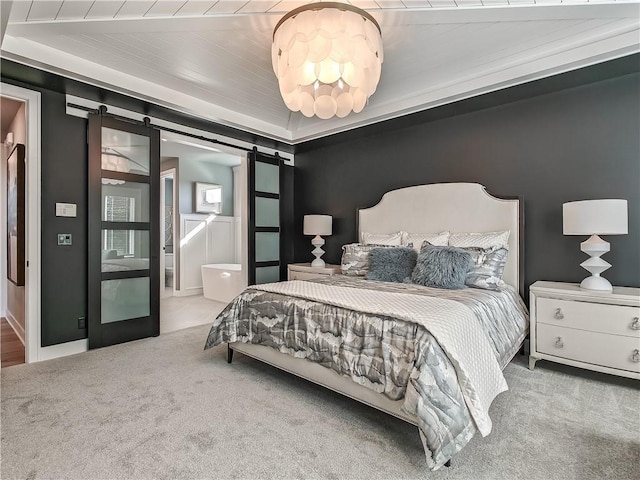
<box><xmin>248</xmin><ymin>149</ymin><xmax>293</xmax><ymax>285</ymax></box>
<box><xmin>87</xmin><ymin>114</ymin><xmax>160</xmax><ymax>349</ymax></box>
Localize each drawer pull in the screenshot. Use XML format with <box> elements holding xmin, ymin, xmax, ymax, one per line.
<box><xmin>554</xmin><ymin>337</ymin><xmax>564</xmax><ymax>349</ymax></box>
<box><xmin>632</xmin><ymin>350</ymin><xmax>640</xmax><ymax>363</ymax></box>
<box><xmin>553</xmin><ymin>308</ymin><xmax>564</xmax><ymax>320</ymax></box>
<box><xmin>631</xmin><ymin>317</ymin><xmax>640</xmax><ymax>331</ymax></box>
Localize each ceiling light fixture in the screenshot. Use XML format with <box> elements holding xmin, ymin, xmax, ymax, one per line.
<box><xmin>101</xmin><ymin>148</ymin><xmax>131</xmax><ymax>185</ymax></box>
<box><xmin>272</xmin><ymin>2</ymin><xmax>383</xmax><ymax>119</ymax></box>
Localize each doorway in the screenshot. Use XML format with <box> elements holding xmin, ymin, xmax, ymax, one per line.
<box><xmin>0</xmin><ymin>83</ymin><xmax>41</xmax><ymax>365</ymax></box>
<box><xmin>1</xmin><ymin>95</ymin><xmax>26</xmax><ymax>367</ymax></box>
<box><xmin>159</xmin><ymin>132</ymin><xmax>247</xmax><ymax>334</ymax></box>
<box><xmin>160</xmin><ymin>168</ymin><xmax>176</xmax><ymax>299</ymax></box>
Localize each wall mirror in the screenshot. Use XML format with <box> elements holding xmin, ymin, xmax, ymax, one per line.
<box><xmin>195</xmin><ymin>182</ymin><xmax>222</xmax><ymax>214</ymax></box>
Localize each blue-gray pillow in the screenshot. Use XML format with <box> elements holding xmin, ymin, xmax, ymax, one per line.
<box><xmin>411</xmin><ymin>243</ymin><xmax>473</xmax><ymax>289</ymax></box>
<box><xmin>365</xmin><ymin>247</ymin><xmax>418</xmax><ymax>283</ymax></box>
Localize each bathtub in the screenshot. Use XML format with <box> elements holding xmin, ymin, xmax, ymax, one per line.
<box><xmin>201</xmin><ymin>264</ymin><xmax>245</xmax><ymax>303</ymax></box>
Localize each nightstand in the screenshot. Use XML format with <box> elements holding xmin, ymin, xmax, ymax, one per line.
<box><xmin>287</xmin><ymin>263</ymin><xmax>341</xmax><ymax>281</ymax></box>
<box><xmin>529</xmin><ymin>281</ymin><xmax>640</xmax><ymax>379</ymax></box>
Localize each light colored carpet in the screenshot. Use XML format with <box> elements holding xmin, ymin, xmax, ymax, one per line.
<box><xmin>1</xmin><ymin>324</ymin><xmax>638</xmax><ymax>480</ymax></box>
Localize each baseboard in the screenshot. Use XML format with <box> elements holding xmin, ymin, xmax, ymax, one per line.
<box><xmin>38</xmin><ymin>339</ymin><xmax>88</xmax><ymax>362</ymax></box>
<box><xmin>5</xmin><ymin>311</ymin><xmax>25</xmax><ymax>346</ymax></box>
<box><xmin>173</xmin><ymin>287</ymin><xmax>203</xmax><ymax>297</ymax></box>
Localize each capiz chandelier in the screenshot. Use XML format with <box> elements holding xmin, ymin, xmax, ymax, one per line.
<box><xmin>101</xmin><ymin>148</ymin><xmax>130</xmax><ymax>185</ymax></box>
<box><xmin>272</xmin><ymin>2</ymin><xmax>383</xmax><ymax>119</ymax></box>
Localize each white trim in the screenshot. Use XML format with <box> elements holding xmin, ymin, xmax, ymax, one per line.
<box><xmin>37</xmin><ymin>339</ymin><xmax>88</xmax><ymax>362</ymax></box>
<box><xmin>0</xmin><ymin>143</ymin><xmax>7</xmax><ymax>316</ymax></box>
<box><xmin>65</xmin><ymin>95</ymin><xmax>294</xmax><ymax>166</ymax></box>
<box><xmin>5</xmin><ymin>310</ymin><xmax>25</xmax><ymax>346</ymax></box>
<box><xmin>173</xmin><ymin>288</ymin><xmax>203</xmax><ymax>298</ymax></box>
<box><xmin>0</xmin><ymin>82</ymin><xmax>43</xmax><ymax>363</ymax></box>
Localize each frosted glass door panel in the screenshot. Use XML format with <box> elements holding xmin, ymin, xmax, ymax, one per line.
<box><xmin>256</xmin><ymin>266</ymin><xmax>280</xmax><ymax>285</ymax></box>
<box><xmin>256</xmin><ymin>232</ymin><xmax>279</xmax><ymax>263</ymax></box>
<box><xmin>255</xmin><ymin>197</ymin><xmax>279</xmax><ymax>228</ymax></box>
<box><xmin>102</xmin><ymin>127</ymin><xmax>150</xmax><ymax>176</ymax></box>
<box><xmin>255</xmin><ymin>162</ymin><xmax>279</xmax><ymax>194</ymax></box>
<box><xmin>102</xmin><ymin>181</ymin><xmax>150</xmax><ymax>222</ymax></box>
<box><xmin>101</xmin><ymin>277</ymin><xmax>150</xmax><ymax>323</ymax></box>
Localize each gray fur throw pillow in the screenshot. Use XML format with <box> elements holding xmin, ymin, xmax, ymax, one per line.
<box><xmin>411</xmin><ymin>243</ymin><xmax>473</xmax><ymax>289</ymax></box>
<box><xmin>365</xmin><ymin>247</ymin><xmax>418</xmax><ymax>283</ymax></box>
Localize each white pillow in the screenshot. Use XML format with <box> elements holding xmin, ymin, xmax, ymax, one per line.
<box><xmin>361</xmin><ymin>231</ymin><xmax>403</xmax><ymax>246</ymax></box>
<box><xmin>402</xmin><ymin>231</ymin><xmax>450</xmax><ymax>252</ymax></box>
<box><xmin>449</xmin><ymin>230</ymin><xmax>510</xmax><ymax>249</ymax></box>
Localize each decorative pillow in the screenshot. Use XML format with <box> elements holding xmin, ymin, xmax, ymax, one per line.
<box><xmin>361</xmin><ymin>231</ymin><xmax>403</xmax><ymax>246</ymax></box>
<box><xmin>366</xmin><ymin>247</ymin><xmax>418</xmax><ymax>283</ymax></box>
<box><xmin>411</xmin><ymin>243</ymin><xmax>473</xmax><ymax>289</ymax></box>
<box><xmin>449</xmin><ymin>230</ymin><xmax>510</xmax><ymax>249</ymax></box>
<box><xmin>402</xmin><ymin>231</ymin><xmax>450</xmax><ymax>251</ymax></box>
<box><xmin>341</xmin><ymin>243</ymin><xmax>396</xmax><ymax>276</ymax></box>
<box><xmin>464</xmin><ymin>245</ymin><xmax>509</xmax><ymax>290</ymax></box>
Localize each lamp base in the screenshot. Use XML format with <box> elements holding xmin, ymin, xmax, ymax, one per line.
<box><xmin>580</xmin><ymin>275</ymin><xmax>613</xmax><ymax>292</ymax></box>
<box><xmin>578</xmin><ymin>234</ymin><xmax>613</xmax><ymax>292</ymax></box>
<box><xmin>310</xmin><ymin>235</ymin><xmax>326</xmax><ymax>268</ymax></box>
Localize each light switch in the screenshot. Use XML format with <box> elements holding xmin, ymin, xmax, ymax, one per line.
<box><xmin>56</xmin><ymin>203</ymin><xmax>77</xmax><ymax>217</ymax></box>
<box><xmin>57</xmin><ymin>234</ymin><xmax>72</xmax><ymax>246</ymax></box>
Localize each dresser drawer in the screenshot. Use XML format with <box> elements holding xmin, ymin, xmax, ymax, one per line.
<box><xmin>537</xmin><ymin>324</ymin><xmax>640</xmax><ymax>373</ymax></box>
<box><xmin>537</xmin><ymin>297</ymin><xmax>640</xmax><ymax>337</ymax></box>
<box><xmin>288</xmin><ymin>271</ymin><xmax>324</xmax><ymax>281</ymax></box>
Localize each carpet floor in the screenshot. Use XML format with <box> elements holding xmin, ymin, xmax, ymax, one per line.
<box><xmin>1</xmin><ymin>324</ymin><xmax>638</xmax><ymax>480</ymax></box>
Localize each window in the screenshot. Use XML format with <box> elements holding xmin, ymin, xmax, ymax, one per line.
<box><xmin>103</xmin><ymin>196</ymin><xmax>136</xmax><ymax>256</ymax></box>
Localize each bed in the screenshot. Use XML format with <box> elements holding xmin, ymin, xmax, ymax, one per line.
<box><xmin>204</xmin><ymin>183</ymin><xmax>529</xmax><ymax>470</ymax></box>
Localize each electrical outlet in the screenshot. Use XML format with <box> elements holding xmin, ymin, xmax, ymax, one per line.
<box><xmin>78</xmin><ymin>317</ymin><xmax>86</xmax><ymax>329</ymax></box>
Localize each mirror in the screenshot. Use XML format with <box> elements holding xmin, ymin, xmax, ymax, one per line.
<box><xmin>195</xmin><ymin>182</ymin><xmax>223</xmax><ymax>214</ymax></box>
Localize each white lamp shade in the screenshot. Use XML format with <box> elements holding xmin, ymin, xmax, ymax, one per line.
<box><xmin>563</xmin><ymin>199</ymin><xmax>628</xmax><ymax>235</ymax></box>
<box><xmin>304</xmin><ymin>215</ymin><xmax>332</xmax><ymax>236</ymax></box>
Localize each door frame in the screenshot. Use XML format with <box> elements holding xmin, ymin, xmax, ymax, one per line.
<box><xmin>160</xmin><ymin>168</ymin><xmax>176</xmax><ymax>297</ymax></box>
<box><xmin>0</xmin><ymin>82</ymin><xmax>41</xmax><ymax>363</ymax></box>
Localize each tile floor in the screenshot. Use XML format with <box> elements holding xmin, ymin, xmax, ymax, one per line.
<box><xmin>160</xmin><ymin>292</ymin><xmax>227</xmax><ymax>334</ymax></box>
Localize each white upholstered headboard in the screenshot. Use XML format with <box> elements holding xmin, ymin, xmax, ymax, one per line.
<box><xmin>358</xmin><ymin>183</ymin><xmax>523</xmax><ymax>294</ymax></box>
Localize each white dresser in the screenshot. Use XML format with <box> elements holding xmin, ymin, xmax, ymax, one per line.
<box><xmin>529</xmin><ymin>281</ymin><xmax>640</xmax><ymax>379</ymax></box>
<box><xmin>287</xmin><ymin>263</ymin><xmax>341</xmax><ymax>281</ymax></box>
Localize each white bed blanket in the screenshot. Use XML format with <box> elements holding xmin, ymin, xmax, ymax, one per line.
<box><xmin>253</xmin><ymin>280</ymin><xmax>508</xmax><ymax>436</ymax></box>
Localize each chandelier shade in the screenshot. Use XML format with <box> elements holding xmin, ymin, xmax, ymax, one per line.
<box><xmin>101</xmin><ymin>148</ymin><xmax>131</xmax><ymax>185</ymax></box>
<box><xmin>272</xmin><ymin>2</ymin><xmax>383</xmax><ymax>119</ymax></box>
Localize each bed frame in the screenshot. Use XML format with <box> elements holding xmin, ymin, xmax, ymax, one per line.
<box><xmin>228</xmin><ymin>183</ymin><xmax>523</xmax><ymax>432</ymax></box>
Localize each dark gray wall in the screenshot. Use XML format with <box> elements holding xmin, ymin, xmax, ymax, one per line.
<box><xmin>293</xmin><ymin>73</ymin><xmax>640</xmax><ymax>293</ymax></box>
<box><xmin>40</xmin><ymin>89</ymin><xmax>89</xmax><ymax>346</ymax></box>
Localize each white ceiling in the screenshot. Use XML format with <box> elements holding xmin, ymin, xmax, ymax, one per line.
<box><xmin>1</xmin><ymin>1</ymin><xmax>638</xmax><ymax>144</ymax></box>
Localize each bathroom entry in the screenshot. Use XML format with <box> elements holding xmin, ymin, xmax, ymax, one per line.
<box><xmin>159</xmin><ymin>133</ymin><xmax>247</xmax><ymax>333</ymax></box>
<box><xmin>160</xmin><ymin>169</ymin><xmax>175</xmax><ymax>298</ymax></box>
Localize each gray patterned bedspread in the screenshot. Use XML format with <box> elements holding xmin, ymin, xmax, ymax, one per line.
<box><xmin>204</xmin><ymin>276</ymin><xmax>529</xmax><ymax>470</ymax></box>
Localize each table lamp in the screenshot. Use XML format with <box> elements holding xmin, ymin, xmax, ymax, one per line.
<box><xmin>303</xmin><ymin>215</ymin><xmax>332</xmax><ymax>267</ymax></box>
<box><xmin>563</xmin><ymin>199</ymin><xmax>628</xmax><ymax>292</ymax></box>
